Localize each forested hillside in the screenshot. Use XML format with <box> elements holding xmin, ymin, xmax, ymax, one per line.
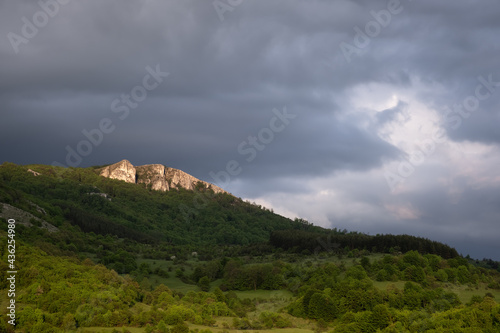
<box><xmin>1</xmin><ymin>162</ymin><xmax>499</xmax><ymax>332</ymax></box>
<box><xmin>0</xmin><ymin>162</ymin><xmax>317</xmax><ymax>246</ymax></box>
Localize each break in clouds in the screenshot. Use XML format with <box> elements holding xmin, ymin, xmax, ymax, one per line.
<box><xmin>1</xmin><ymin>0</ymin><xmax>499</xmax><ymax>259</ymax></box>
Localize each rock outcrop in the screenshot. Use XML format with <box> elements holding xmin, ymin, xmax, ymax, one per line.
<box><xmin>27</xmin><ymin>168</ymin><xmax>41</xmax><ymax>176</ymax></box>
<box><xmin>0</xmin><ymin>203</ymin><xmax>59</xmax><ymax>233</ymax></box>
<box><xmin>99</xmin><ymin>160</ymin><xmax>227</xmax><ymax>194</ymax></box>
<box><xmin>136</xmin><ymin>164</ymin><xmax>169</xmax><ymax>191</ymax></box>
<box><xmin>99</xmin><ymin>159</ymin><xmax>136</xmax><ymax>184</ymax></box>
<box><xmin>166</xmin><ymin>167</ymin><xmax>202</xmax><ymax>191</ymax></box>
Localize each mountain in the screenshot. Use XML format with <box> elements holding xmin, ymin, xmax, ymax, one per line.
<box><xmin>0</xmin><ymin>161</ymin><xmax>304</xmax><ymax>248</ymax></box>
<box><xmin>0</xmin><ymin>161</ymin><xmax>463</xmax><ymax>254</ymax></box>
<box><xmin>99</xmin><ymin>159</ymin><xmax>227</xmax><ymax>194</ymax></box>
<box><xmin>1</xmin><ymin>161</ymin><xmax>499</xmax><ymax>332</ymax></box>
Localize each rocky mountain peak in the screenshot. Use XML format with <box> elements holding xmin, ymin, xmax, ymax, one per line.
<box><xmin>99</xmin><ymin>159</ymin><xmax>136</xmax><ymax>183</ymax></box>
<box><xmin>99</xmin><ymin>160</ymin><xmax>227</xmax><ymax>194</ymax></box>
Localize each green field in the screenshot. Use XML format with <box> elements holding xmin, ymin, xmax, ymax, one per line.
<box><xmin>447</xmin><ymin>283</ymin><xmax>500</xmax><ymax>303</ymax></box>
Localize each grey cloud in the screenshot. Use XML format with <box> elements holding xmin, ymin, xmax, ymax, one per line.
<box><xmin>1</xmin><ymin>0</ymin><xmax>500</xmax><ymax>260</ymax></box>
<box><xmin>375</xmin><ymin>101</ymin><xmax>408</xmax><ymax>126</ymax></box>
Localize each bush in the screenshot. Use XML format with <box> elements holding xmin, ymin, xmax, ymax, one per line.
<box><xmin>198</xmin><ymin>276</ymin><xmax>211</xmax><ymax>292</ymax></box>
<box><xmin>171</xmin><ymin>322</ymin><xmax>189</xmax><ymax>333</ymax></box>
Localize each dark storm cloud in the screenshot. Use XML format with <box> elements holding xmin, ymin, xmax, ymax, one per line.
<box><xmin>316</xmin><ymin>170</ymin><xmax>500</xmax><ymax>260</ymax></box>
<box><xmin>1</xmin><ymin>0</ymin><xmax>500</xmax><ymax>259</ymax></box>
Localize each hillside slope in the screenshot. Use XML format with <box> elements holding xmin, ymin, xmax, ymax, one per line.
<box><xmin>1</xmin><ymin>162</ymin><xmax>500</xmax><ymax>332</ymax></box>
<box><xmin>0</xmin><ymin>162</ymin><xmax>308</xmax><ymax>248</ymax></box>
<box><xmin>0</xmin><ymin>162</ymin><xmax>461</xmax><ymax>260</ymax></box>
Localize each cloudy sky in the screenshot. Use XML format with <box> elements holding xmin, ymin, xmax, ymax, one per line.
<box><xmin>1</xmin><ymin>0</ymin><xmax>499</xmax><ymax>260</ymax></box>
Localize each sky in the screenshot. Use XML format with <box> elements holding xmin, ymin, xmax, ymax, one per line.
<box><xmin>1</xmin><ymin>0</ymin><xmax>499</xmax><ymax>260</ymax></box>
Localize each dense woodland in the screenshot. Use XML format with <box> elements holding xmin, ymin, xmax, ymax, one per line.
<box><xmin>0</xmin><ymin>162</ymin><xmax>499</xmax><ymax>332</ymax></box>
<box><xmin>270</xmin><ymin>230</ymin><xmax>459</xmax><ymax>259</ymax></box>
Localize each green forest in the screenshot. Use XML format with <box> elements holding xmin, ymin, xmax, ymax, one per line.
<box><xmin>1</xmin><ymin>162</ymin><xmax>499</xmax><ymax>332</ymax></box>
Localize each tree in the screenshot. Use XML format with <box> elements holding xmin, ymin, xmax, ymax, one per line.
<box><xmin>457</xmin><ymin>265</ymin><xmax>470</xmax><ymax>284</ymax></box>
<box><xmin>308</xmin><ymin>293</ymin><xmax>336</xmax><ymax>321</ymax></box>
<box><xmin>360</xmin><ymin>256</ymin><xmax>371</xmax><ymax>271</ymax></box>
<box><xmin>171</xmin><ymin>322</ymin><xmax>189</xmax><ymax>333</ymax></box>
<box><xmin>435</xmin><ymin>269</ymin><xmax>448</xmax><ymax>282</ymax></box>
<box><xmin>403</xmin><ymin>250</ymin><xmax>423</xmax><ymax>267</ymax></box>
<box><xmin>302</xmin><ymin>289</ymin><xmax>320</xmax><ymax>316</ymax></box>
<box><xmin>157</xmin><ymin>320</ymin><xmax>168</xmax><ymax>333</ymax></box>
<box><xmin>370</xmin><ymin>304</ymin><xmax>391</xmax><ymax>330</ymax></box>
<box><xmin>376</xmin><ymin>269</ymin><xmax>388</xmax><ymax>281</ymax></box>
<box><xmin>404</xmin><ymin>265</ymin><xmax>425</xmax><ymax>283</ymax></box>
<box><xmin>213</xmin><ymin>287</ymin><xmax>226</xmax><ymax>303</ymax></box>
<box><xmin>62</xmin><ymin>313</ymin><xmax>76</xmax><ymax>331</ymax></box>
<box><xmin>144</xmin><ymin>324</ymin><xmax>154</xmax><ymax>333</ymax></box>
<box><xmin>345</xmin><ymin>265</ymin><xmax>367</xmax><ymax>280</ymax></box>
<box><xmin>198</xmin><ymin>276</ymin><xmax>211</xmax><ymax>292</ymax></box>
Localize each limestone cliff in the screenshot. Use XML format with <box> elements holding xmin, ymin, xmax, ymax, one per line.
<box><xmin>136</xmin><ymin>164</ymin><xmax>169</xmax><ymax>191</ymax></box>
<box><xmin>99</xmin><ymin>159</ymin><xmax>136</xmax><ymax>184</ymax></box>
<box><xmin>99</xmin><ymin>160</ymin><xmax>227</xmax><ymax>194</ymax></box>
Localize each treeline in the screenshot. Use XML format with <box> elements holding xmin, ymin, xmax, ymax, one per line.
<box><xmin>473</xmin><ymin>257</ymin><xmax>500</xmax><ymax>272</ymax></box>
<box><xmin>270</xmin><ymin>229</ymin><xmax>459</xmax><ymax>258</ymax></box>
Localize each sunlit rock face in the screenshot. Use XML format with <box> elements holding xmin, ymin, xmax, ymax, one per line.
<box><xmin>99</xmin><ymin>159</ymin><xmax>136</xmax><ymax>184</ymax></box>
<box><xmin>100</xmin><ymin>160</ymin><xmax>227</xmax><ymax>194</ymax></box>
<box><xmin>136</xmin><ymin>164</ymin><xmax>169</xmax><ymax>191</ymax></box>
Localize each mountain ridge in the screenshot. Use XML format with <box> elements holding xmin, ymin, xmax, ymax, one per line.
<box><xmin>98</xmin><ymin>159</ymin><xmax>227</xmax><ymax>194</ymax></box>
